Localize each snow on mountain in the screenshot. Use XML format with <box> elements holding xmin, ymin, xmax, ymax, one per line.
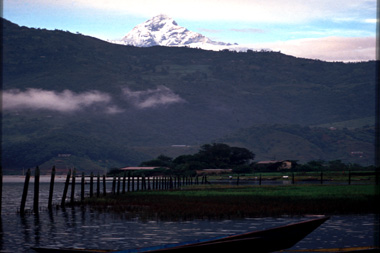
<box><xmin>111</xmin><ymin>14</ymin><xmax>242</xmax><ymax>50</ymax></box>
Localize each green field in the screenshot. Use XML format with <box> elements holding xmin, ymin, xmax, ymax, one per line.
<box><xmin>83</xmin><ymin>184</ymin><xmax>378</xmax><ymax>220</ymax></box>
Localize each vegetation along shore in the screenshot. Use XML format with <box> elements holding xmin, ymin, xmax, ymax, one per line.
<box><xmin>81</xmin><ymin>184</ymin><xmax>378</xmax><ymax>220</ymax></box>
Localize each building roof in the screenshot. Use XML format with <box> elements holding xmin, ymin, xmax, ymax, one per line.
<box><xmin>120</xmin><ymin>167</ymin><xmax>161</xmax><ymax>171</ymax></box>
<box><xmin>256</xmin><ymin>161</ymin><xmax>282</xmax><ymax>164</ymax></box>
<box><xmin>256</xmin><ymin>160</ymin><xmax>292</xmax><ymax>164</ymax></box>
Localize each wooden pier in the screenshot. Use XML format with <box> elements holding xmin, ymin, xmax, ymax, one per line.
<box><xmin>15</xmin><ymin>166</ymin><xmax>209</xmax><ymax>215</ymax></box>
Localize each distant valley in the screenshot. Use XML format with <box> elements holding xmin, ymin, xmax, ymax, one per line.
<box><xmin>1</xmin><ymin>18</ymin><xmax>376</xmax><ymax>172</ymax></box>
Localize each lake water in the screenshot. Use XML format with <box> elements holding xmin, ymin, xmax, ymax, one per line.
<box><xmin>0</xmin><ymin>176</ymin><xmax>378</xmax><ymax>252</ymax></box>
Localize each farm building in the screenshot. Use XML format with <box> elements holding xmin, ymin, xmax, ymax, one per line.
<box><xmin>254</xmin><ymin>160</ymin><xmax>294</xmax><ymax>171</ymax></box>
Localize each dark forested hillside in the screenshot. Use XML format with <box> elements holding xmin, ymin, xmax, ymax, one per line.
<box><xmin>219</xmin><ymin>124</ymin><xmax>375</xmax><ymax>165</ymax></box>
<box><xmin>1</xmin><ymin>19</ymin><xmax>376</xmax><ymax>171</ymax></box>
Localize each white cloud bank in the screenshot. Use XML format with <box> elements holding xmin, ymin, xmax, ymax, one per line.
<box><xmin>246</xmin><ymin>36</ymin><xmax>376</xmax><ymax>62</ymax></box>
<box><xmin>2</xmin><ymin>88</ymin><xmax>122</xmax><ymax>113</ymax></box>
<box><xmin>122</xmin><ymin>86</ymin><xmax>185</xmax><ymax>109</ymax></box>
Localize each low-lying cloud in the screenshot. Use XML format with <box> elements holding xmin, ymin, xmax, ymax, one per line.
<box><xmin>122</xmin><ymin>86</ymin><xmax>185</xmax><ymax>109</ymax></box>
<box><xmin>247</xmin><ymin>36</ymin><xmax>376</xmax><ymax>62</ymax></box>
<box><xmin>2</xmin><ymin>88</ymin><xmax>122</xmax><ymax>113</ymax></box>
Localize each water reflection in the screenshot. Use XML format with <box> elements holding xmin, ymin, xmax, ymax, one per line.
<box><xmin>0</xmin><ymin>176</ymin><xmax>378</xmax><ymax>252</ymax></box>
<box><xmin>0</xmin><ymin>208</ymin><xmax>376</xmax><ymax>252</ymax></box>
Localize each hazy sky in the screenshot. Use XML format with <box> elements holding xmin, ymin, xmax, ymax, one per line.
<box><xmin>3</xmin><ymin>0</ymin><xmax>378</xmax><ymax>61</ymax></box>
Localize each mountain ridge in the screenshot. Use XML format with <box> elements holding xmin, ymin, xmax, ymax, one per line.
<box><xmin>1</xmin><ymin>18</ymin><xmax>376</xmax><ymax>170</ymax></box>
<box><xmin>112</xmin><ymin>14</ymin><xmax>238</xmax><ymax>49</ymax></box>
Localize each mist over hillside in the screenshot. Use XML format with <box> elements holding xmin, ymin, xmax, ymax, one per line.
<box><xmin>1</xmin><ymin>18</ymin><xmax>376</xmax><ymax>171</ymax></box>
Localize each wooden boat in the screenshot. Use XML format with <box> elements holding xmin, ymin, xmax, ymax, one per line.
<box><xmin>32</xmin><ymin>216</ymin><xmax>329</xmax><ymax>253</ymax></box>
<box><xmin>286</xmin><ymin>246</ymin><xmax>380</xmax><ymax>252</ymax></box>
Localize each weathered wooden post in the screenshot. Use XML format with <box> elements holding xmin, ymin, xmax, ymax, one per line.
<box><xmin>122</xmin><ymin>172</ymin><xmax>126</xmax><ymax>194</ymax></box>
<box><xmin>33</xmin><ymin>166</ymin><xmax>40</xmax><ymax>213</ymax></box>
<box><xmin>90</xmin><ymin>172</ymin><xmax>94</xmax><ymax>198</ymax></box>
<box><xmin>103</xmin><ymin>174</ymin><xmax>106</xmax><ymax>196</ymax></box>
<box><xmin>128</xmin><ymin>171</ymin><xmax>131</xmax><ymax>192</ymax></box>
<box><xmin>20</xmin><ymin>168</ymin><xmax>31</xmax><ymax>215</ymax></box>
<box><xmin>70</xmin><ymin>168</ymin><xmax>76</xmax><ymax>205</ymax></box>
<box><xmin>61</xmin><ymin>169</ymin><xmax>71</xmax><ymax>208</ymax></box>
<box><xmin>96</xmin><ymin>173</ymin><xmax>100</xmax><ymax>197</ymax></box>
<box><xmin>142</xmin><ymin>175</ymin><xmax>146</xmax><ymax>190</ymax></box>
<box><xmin>132</xmin><ymin>176</ymin><xmax>135</xmax><ymax>192</ymax></box>
<box><xmin>112</xmin><ymin>175</ymin><xmax>116</xmax><ymax>195</ymax></box>
<box><xmin>81</xmin><ymin>172</ymin><xmax>85</xmax><ymax>202</ymax></box>
<box><xmin>48</xmin><ymin>166</ymin><xmax>56</xmax><ymax>211</ymax></box>
<box><xmin>236</xmin><ymin>175</ymin><xmax>240</xmax><ymax>185</ymax></box>
<box><xmin>259</xmin><ymin>174</ymin><xmax>262</xmax><ymax>185</ymax></box>
<box><xmin>117</xmin><ymin>176</ymin><xmax>121</xmax><ymax>195</ymax></box>
<box><xmin>147</xmin><ymin>176</ymin><xmax>151</xmax><ymax>190</ymax></box>
<box><xmin>292</xmin><ymin>173</ymin><xmax>295</xmax><ymax>184</ymax></box>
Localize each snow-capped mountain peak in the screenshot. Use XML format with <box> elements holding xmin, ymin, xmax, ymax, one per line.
<box><xmin>115</xmin><ymin>14</ymin><xmax>237</xmax><ymax>49</ymax></box>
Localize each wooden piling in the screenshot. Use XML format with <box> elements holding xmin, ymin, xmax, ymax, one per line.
<box><xmin>112</xmin><ymin>175</ymin><xmax>116</xmax><ymax>195</ymax></box>
<box><xmin>141</xmin><ymin>176</ymin><xmax>144</xmax><ymax>190</ymax></box>
<box><xmin>20</xmin><ymin>168</ymin><xmax>31</xmax><ymax>215</ymax></box>
<box><xmin>97</xmin><ymin>173</ymin><xmax>100</xmax><ymax>198</ymax></box>
<box><xmin>122</xmin><ymin>172</ymin><xmax>126</xmax><ymax>194</ymax></box>
<box><xmin>33</xmin><ymin>166</ymin><xmax>40</xmax><ymax>213</ymax></box>
<box><xmin>90</xmin><ymin>172</ymin><xmax>94</xmax><ymax>198</ymax></box>
<box><xmin>81</xmin><ymin>172</ymin><xmax>85</xmax><ymax>202</ymax></box>
<box><xmin>61</xmin><ymin>169</ymin><xmax>71</xmax><ymax>207</ymax></box>
<box><xmin>70</xmin><ymin>169</ymin><xmax>76</xmax><ymax>205</ymax></box>
<box><xmin>127</xmin><ymin>171</ymin><xmax>131</xmax><ymax>192</ymax></box>
<box><xmin>48</xmin><ymin>166</ymin><xmax>56</xmax><ymax>211</ymax></box>
<box><xmin>292</xmin><ymin>173</ymin><xmax>295</xmax><ymax>184</ymax></box>
<box><xmin>117</xmin><ymin>176</ymin><xmax>121</xmax><ymax>195</ymax></box>
<box><xmin>103</xmin><ymin>174</ymin><xmax>106</xmax><ymax>196</ymax></box>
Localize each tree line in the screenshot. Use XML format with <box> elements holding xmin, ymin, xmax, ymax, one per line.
<box><xmin>117</xmin><ymin>143</ymin><xmax>375</xmax><ymax>176</ymax></box>
<box><xmin>138</xmin><ymin>143</ymin><xmax>254</xmax><ymax>175</ymax></box>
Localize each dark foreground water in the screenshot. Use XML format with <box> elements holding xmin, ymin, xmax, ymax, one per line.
<box><xmin>0</xmin><ymin>176</ymin><xmax>378</xmax><ymax>252</ymax></box>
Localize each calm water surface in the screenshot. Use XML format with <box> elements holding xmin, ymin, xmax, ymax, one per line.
<box><xmin>0</xmin><ymin>176</ymin><xmax>378</xmax><ymax>252</ymax></box>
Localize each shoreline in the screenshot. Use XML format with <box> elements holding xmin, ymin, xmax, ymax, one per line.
<box><xmin>80</xmin><ymin>184</ymin><xmax>379</xmax><ymax>220</ymax></box>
